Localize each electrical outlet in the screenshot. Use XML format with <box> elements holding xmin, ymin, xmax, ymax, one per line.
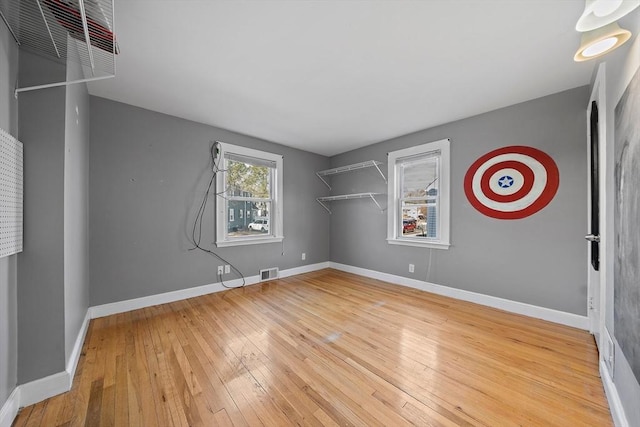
<box><xmin>217</xmin><ymin>265</ymin><xmax>223</xmax><ymax>275</ymax></box>
<box><xmin>301</xmin><ymin>252</ymin><xmax>306</xmax><ymax>260</ymax></box>
<box><xmin>224</xmin><ymin>264</ymin><xmax>230</xmax><ymax>274</ymax></box>
<box><xmin>409</xmin><ymin>263</ymin><xmax>415</xmax><ymax>273</ymax></box>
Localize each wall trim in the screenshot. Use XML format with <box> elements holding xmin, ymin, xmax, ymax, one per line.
<box><xmin>601</xmin><ymin>360</ymin><xmax>629</xmax><ymax>427</ymax></box>
<box><xmin>0</xmin><ymin>387</ymin><xmax>20</xmax><ymax>427</ymax></box>
<box><xmin>280</xmin><ymin>262</ymin><xmax>330</xmax><ymax>278</ymax></box>
<box><xmin>66</xmin><ymin>311</ymin><xmax>90</xmax><ymax>376</ymax></box>
<box><xmin>91</xmin><ymin>260</ymin><xmax>587</xmax><ymax>329</ymax></box>
<box><xmin>90</xmin><ymin>262</ymin><xmax>330</xmax><ymax>319</ymax></box>
<box><xmin>1</xmin><ymin>306</ymin><xmax>92</xmax><ymax>426</ymax></box>
<box><xmin>18</xmin><ymin>371</ymin><xmax>69</xmax><ymax>408</ymax></box>
<box><xmin>329</xmin><ymin>262</ymin><xmax>590</xmax><ymax>330</ymax></box>
<box><xmin>90</xmin><ymin>277</ymin><xmax>259</xmax><ymax>318</ymax></box>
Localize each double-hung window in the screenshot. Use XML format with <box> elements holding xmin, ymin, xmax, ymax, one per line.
<box><xmin>215</xmin><ymin>143</ymin><xmax>283</xmax><ymax>247</ymax></box>
<box><xmin>387</xmin><ymin>139</ymin><xmax>450</xmax><ymax>249</ymax></box>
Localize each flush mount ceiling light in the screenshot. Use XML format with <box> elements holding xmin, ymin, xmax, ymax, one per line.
<box><xmin>574</xmin><ymin>22</ymin><xmax>632</xmax><ymax>61</ymax></box>
<box><xmin>576</xmin><ymin>0</ymin><xmax>640</xmax><ymax>32</ymax></box>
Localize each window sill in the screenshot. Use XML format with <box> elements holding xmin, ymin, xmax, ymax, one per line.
<box><xmin>216</xmin><ymin>236</ymin><xmax>284</xmax><ymax>248</ymax></box>
<box><xmin>387</xmin><ymin>238</ymin><xmax>450</xmax><ymax>250</ymax></box>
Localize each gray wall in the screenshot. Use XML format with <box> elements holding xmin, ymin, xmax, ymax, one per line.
<box><xmin>604</xmin><ymin>14</ymin><xmax>640</xmax><ymax>425</ymax></box>
<box><xmin>17</xmin><ymin>51</ymin><xmax>66</xmax><ymax>382</ymax></box>
<box><xmin>330</xmin><ymin>86</ymin><xmax>589</xmax><ymax>315</ymax></box>
<box><xmin>89</xmin><ymin>97</ymin><xmax>330</xmax><ymax>306</ymax></box>
<box><xmin>63</xmin><ymin>43</ymin><xmax>90</xmax><ymax>365</ymax></box>
<box><xmin>0</xmin><ymin>20</ymin><xmax>19</xmax><ymax>410</ymax></box>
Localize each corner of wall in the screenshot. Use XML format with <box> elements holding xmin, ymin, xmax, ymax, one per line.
<box><xmin>0</xmin><ymin>307</ymin><xmax>90</xmax><ymax>427</ymax></box>
<box><xmin>0</xmin><ymin>18</ymin><xmax>20</xmax><ymax>427</ymax></box>
<box><xmin>0</xmin><ymin>386</ymin><xmax>19</xmax><ymax>427</ymax></box>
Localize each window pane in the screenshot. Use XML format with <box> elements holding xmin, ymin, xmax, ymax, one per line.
<box><xmin>227</xmin><ymin>201</ymin><xmax>271</xmax><ymax>237</ymax></box>
<box><xmin>401</xmin><ymin>201</ymin><xmax>437</xmax><ymax>238</ymax></box>
<box><xmin>400</xmin><ymin>155</ymin><xmax>439</xmax><ymax>199</ymax></box>
<box><xmin>225</xmin><ymin>153</ymin><xmax>276</xmax><ymax>169</ymax></box>
<box><xmin>399</xmin><ymin>154</ymin><xmax>439</xmax><ymax>239</ymax></box>
<box><xmin>226</xmin><ymin>157</ymin><xmax>272</xmax><ymax>198</ymax></box>
<box><xmin>226</xmin><ymin>154</ymin><xmax>274</xmax><ymax>238</ymax></box>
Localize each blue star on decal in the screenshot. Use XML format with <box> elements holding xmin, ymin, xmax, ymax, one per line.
<box><xmin>498</xmin><ymin>175</ymin><xmax>514</xmax><ymax>188</ymax></box>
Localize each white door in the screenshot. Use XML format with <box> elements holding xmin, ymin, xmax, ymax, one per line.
<box><xmin>586</xmin><ymin>64</ymin><xmax>606</xmax><ymax>351</ymax></box>
<box><xmin>586</xmin><ymin>98</ymin><xmax>601</xmax><ymax>346</ymax></box>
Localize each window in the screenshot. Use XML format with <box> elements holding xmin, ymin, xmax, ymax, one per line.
<box><xmin>215</xmin><ymin>143</ymin><xmax>283</xmax><ymax>247</ymax></box>
<box><xmin>387</xmin><ymin>139</ymin><xmax>450</xmax><ymax>249</ymax></box>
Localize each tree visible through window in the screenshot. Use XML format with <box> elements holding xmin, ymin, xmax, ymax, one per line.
<box><xmin>215</xmin><ymin>143</ymin><xmax>283</xmax><ymax>247</ymax></box>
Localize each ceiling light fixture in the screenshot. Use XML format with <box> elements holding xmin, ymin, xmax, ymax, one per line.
<box><xmin>576</xmin><ymin>0</ymin><xmax>640</xmax><ymax>32</ymax></box>
<box><xmin>574</xmin><ymin>22</ymin><xmax>632</xmax><ymax>61</ymax></box>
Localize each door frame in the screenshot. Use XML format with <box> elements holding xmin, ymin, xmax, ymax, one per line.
<box><xmin>586</xmin><ymin>62</ymin><xmax>607</xmax><ymax>352</ymax></box>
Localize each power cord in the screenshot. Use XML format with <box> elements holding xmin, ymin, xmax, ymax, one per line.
<box><xmin>188</xmin><ymin>141</ymin><xmax>246</xmax><ymax>289</ymax></box>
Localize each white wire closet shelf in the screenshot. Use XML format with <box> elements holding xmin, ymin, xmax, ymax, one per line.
<box><xmin>316</xmin><ymin>192</ymin><xmax>383</xmax><ymax>214</ymax></box>
<box><xmin>0</xmin><ymin>0</ymin><xmax>117</xmax><ymax>94</ymax></box>
<box><xmin>316</xmin><ymin>160</ymin><xmax>386</xmax><ymax>189</ymax></box>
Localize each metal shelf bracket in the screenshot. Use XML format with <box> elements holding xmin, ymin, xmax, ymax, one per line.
<box><xmin>316</xmin><ymin>160</ymin><xmax>386</xmax><ymax>189</ymax></box>
<box><xmin>316</xmin><ymin>192</ymin><xmax>384</xmax><ymax>214</ymax></box>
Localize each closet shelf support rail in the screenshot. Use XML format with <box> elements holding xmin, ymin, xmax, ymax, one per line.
<box><xmin>316</xmin><ymin>160</ymin><xmax>386</xmax><ymax>189</ymax></box>
<box><xmin>316</xmin><ymin>192</ymin><xmax>384</xmax><ymax>214</ymax></box>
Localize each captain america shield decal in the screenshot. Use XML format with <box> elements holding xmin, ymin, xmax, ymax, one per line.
<box><xmin>464</xmin><ymin>146</ymin><xmax>559</xmax><ymax>219</ymax></box>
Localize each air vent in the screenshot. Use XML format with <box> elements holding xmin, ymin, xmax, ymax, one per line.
<box><xmin>259</xmin><ymin>267</ymin><xmax>279</xmax><ymax>282</ymax></box>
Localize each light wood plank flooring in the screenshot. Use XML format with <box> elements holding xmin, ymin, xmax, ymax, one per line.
<box><xmin>13</xmin><ymin>269</ymin><xmax>611</xmax><ymax>426</ymax></box>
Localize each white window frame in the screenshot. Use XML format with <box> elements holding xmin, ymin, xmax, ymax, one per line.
<box><xmin>387</xmin><ymin>138</ymin><xmax>450</xmax><ymax>249</ymax></box>
<box><xmin>215</xmin><ymin>143</ymin><xmax>284</xmax><ymax>247</ymax></box>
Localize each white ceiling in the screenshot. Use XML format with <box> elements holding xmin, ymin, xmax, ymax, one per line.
<box><xmin>87</xmin><ymin>0</ymin><xmax>626</xmax><ymax>156</ymax></box>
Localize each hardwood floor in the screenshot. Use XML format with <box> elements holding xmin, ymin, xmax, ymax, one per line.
<box><xmin>13</xmin><ymin>269</ymin><xmax>611</xmax><ymax>426</ymax></box>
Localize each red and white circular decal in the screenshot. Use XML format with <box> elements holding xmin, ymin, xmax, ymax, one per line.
<box><xmin>464</xmin><ymin>146</ymin><xmax>559</xmax><ymax>219</ymax></box>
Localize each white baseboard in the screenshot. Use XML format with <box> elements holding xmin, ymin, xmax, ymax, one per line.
<box><xmin>19</xmin><ymin>371</ymin><xmax>70</xmax><ymax>408</ymax></box>
<box><xmin>90</xmin><ymin>260</ymin><xmax>588</xmax><ymax>329</ymax></box>
<box><xmin>66</xmin><ymin>311</ymin><xmax>90</xmax><ymax>377</ymax></box>
<box><xmin>90</xmin><ymin>262</ymin><xmax>330</xmax><ymax>319</ymax></box>
<box><xmin>601</xmin><ymin>360</ymin><xmax>628</xmax><ymax>427</ymax></box>
<box><xmin>90</xmin><ymin>279</ymin><xmax>254</xmax><ymax>319</ymax></box>
<box><xmin>280</xmin><ymin>262</ymin><xmax>330</xmax><ymax>278</ymax></box>
<box><xmin>329</xmin><ymin>262</ymin><xmax>590</xmax><ymax>330</ymax></box>
<box><xmin>0</xmin><ymin>387</ymin><xmax>20</xmax><ymax>427</ymax></box>
<box><xmin>1</xmin><ymin>308</ymin><xmax>92</xmax><ymax>426</ymax></box>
